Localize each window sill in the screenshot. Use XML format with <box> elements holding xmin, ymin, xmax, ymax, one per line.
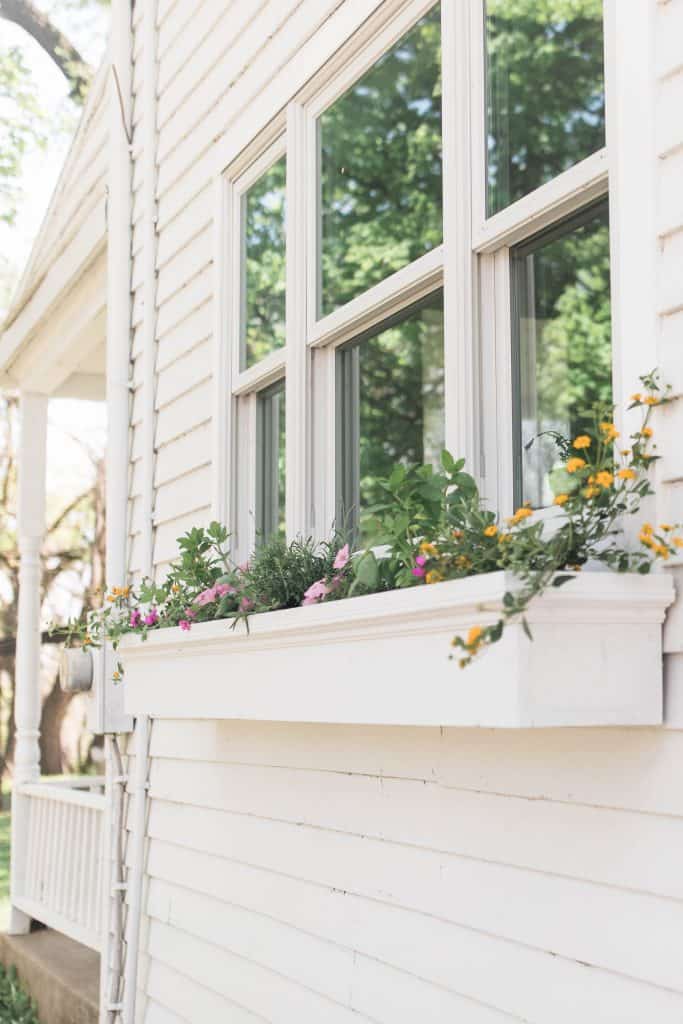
<box><xmin>120</xmin><ymin>570</ymin><xmax>674</xmax><ymax>728</ymax></box>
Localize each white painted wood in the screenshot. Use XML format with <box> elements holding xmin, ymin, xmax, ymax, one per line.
<box><xmin>122</xmin><ymin>572</ymin><xmax>673</xmax><ymax>727</ymax></box>
<box><xmin>13</xmin><ymin>780</ymin><xmax>105</xmax><ymax>951</ymax></box>
<box><xmin>9</xmin><ymin>394</ymin><xmax>47</xmax><ymax>936</ymax></box>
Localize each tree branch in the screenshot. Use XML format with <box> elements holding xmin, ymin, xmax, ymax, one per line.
<box><xmin>0</xmin><ymin>0</ymin><xmax>93</xmax><ymax>100</ymax></box>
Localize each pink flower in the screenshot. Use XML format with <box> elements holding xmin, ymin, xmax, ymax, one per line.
<box><xmin>129</xmin><ymin>609</ymin><xmax>142</xmax><ymax>628</ymax></box>
<box><xmin>302</xmin><ymin>579</ymin><xmax>330</xmax><ymax>606</ymax></box>
<box><xmin>179</xmin><ymin>619</ymin><xmax>192</xmax><ymax>632</ymax></box>
<box><xmin>240</xmin><ymin>596</ymin><xmax>254</xmax><ymax>612</ymax></box>
<box><xmin>144</xmin><ymin>608</ymin><xmax>159</xmax><ymax>627</ymax></box>
<box><xmin>196</xmin><ymin>582</ymin><xmax>236</xmax><ymax>606</ymax></box>
<box><xmin>333</xmin><ymin>544</ymin><xmax>350</xmax><ymax>570</ymax></box>
<box><xmin>215</xmin><ymin>583</ymin><xmax>235</xmax><ymax>598</ymax></box>
<box><xmin>415</xmin><ymin>554</ymin><xmax>427</xmax><ymax>567</ymax></box>
<box><xmin>184</xmin><ymin>608</ymin><xmax>196</xmax><ymax>620</ymax></box>
<box><xmin>411</xmin><ymin>567</ymin><xmax>426</xmax><ymax>578</ymax></box>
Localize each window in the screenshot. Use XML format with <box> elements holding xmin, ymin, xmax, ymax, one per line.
<box><xmin>319</xmin><ymin>5</ymin><xmax>442</xmax><ymax>315</ymax></box>
<box><xmin>225</xmin><ymin>138</ymin><xmax>288</xmax><ymax>559</ymax></box>
<box><xmin>242</xmin><ymin>157</ymin><xmax>286</xmax><ymax>369</ymax></box>
<box><xmin>218</xmin><ymin>0</ymin><xmax>614</xmax><ymax>549</ymax></box>
<box><xmin>511</xmin><ymin>201</ymin><xmax>611</xmax><ymax>508</ymax></box>
<box><xmin>336</xmin><ymin>293</ymin><xmax>444</xmax><ymax>539</ymax></box>
<box><xmin>485</xmin><ymin>0</ymin><xmax>605</xmax><ymax>215</ymax></box>
<box><xmin>256</xmin><ymin>381</ymin><xmax>286</xmax><ymax>541</ymax></box>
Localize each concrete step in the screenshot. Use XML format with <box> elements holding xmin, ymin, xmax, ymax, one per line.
<box><xmin>0</xmin><ymin>928</ymin><xmax>99</xmax><ymax>1024</ymax></box>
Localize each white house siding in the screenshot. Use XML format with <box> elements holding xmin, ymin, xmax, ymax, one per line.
<box><xmin>124</xmin><ymin>2</ymin><xmax>683</xmax><ymax>1021</ymax></box>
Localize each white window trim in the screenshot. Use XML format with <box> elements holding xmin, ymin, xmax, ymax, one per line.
<box><xmin>211</xmin><ymin>0</ymin><xmax>642</xmax><ymax>555</ymax></box>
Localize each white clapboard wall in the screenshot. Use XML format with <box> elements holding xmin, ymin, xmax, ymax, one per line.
<box><xmin>125</xmin><ymin>0</ymin><xmax>683</xmax><ymax>1021</ymax></box>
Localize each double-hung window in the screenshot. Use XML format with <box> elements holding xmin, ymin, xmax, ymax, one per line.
<box><xmin>219</xmin><ymin>0</ymin><xmax>612</xmax><ymax>549</ymax></box>
<box><xmin>226</xmin><ymin>139</ymin><xmax>287</xmax><ymax>559</ymax></box>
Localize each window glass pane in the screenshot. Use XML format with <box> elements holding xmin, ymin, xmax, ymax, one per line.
<box><xmin>512</xmin><ymin>201</ymin><xmax>611</xmax><ymax>509</ymax></box>
<box><xmin>256</xmin><ymin>381</ymin><xmax>286</xmax><ymax>541</ymax></box>
<box><xmin>242</xmin><ymin>156</ymin><xmax>286</xmax><ymax>369</ymax></box>
<box><xmin>319</xmin><ymin>6</ymin><xmax>442</xmax><ymax>317</ymax></box>
<box><xmin>337</xmin><ymin>292</ymin><xmax>444</xmax><ymax>540</ymax></box>
<box><xmin>485</xmin><ymin>0</ymin><xmax>605</xmax><ymax>216</ymax></box>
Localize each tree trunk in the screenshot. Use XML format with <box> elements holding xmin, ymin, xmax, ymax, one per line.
<box><xmin>0</xmin><ymin>0</ymin><xmax>92</xmax><ymax>99</ymax></box>
<box><xmin>39</xmin><ymin>676</ymin><xmax>74</xmax><ymax>776</ymax></box>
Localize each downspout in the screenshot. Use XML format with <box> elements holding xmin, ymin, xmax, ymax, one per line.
<box><xmin>122</xmin><ymin>0</ymin><xmax>157</xmax><ymax>1018</ymax></box>
<box><xmin>101</xmin><ymin>0</ymin><xmax>132</xmax><ymax>1021</ymax></box>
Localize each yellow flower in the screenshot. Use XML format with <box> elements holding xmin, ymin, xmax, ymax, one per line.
<box><xmin>583</xmin><ymin>485</ymin><xmax>600</xmax><ymax>499</ymax></box>
<box><xmin>600</xmin><ymin>422</ymin><xmax>619</xmax><ymax>441</ymax></box>
<box><xmin>420</xmin><ymin>541</ymin><xmax>439</xmax><ymax>557</ymax></box>
<box><xmin>84</xmin><ymin>634</ymin><xmax>92</xmax><ymax>646</ymax></box>
<box><xmin>644</xmin><ymin>396</ymin><xmax>659</xmax><ymax>406</ymax></box>
<box><xmin>640</xmin><ymin>426</ymin><xmax>653</xmax><ymax>438</ymax></box>
<box><xmin>639</xmin><ymin>532</ymin><xmax>655</xmax><ymax>548</ymax></box>
<box><xmin>122</xmin><ymin>586</ymin><xmax>130</xmax><ymax>598</ymax></box>
<box><xmin>630</xmin><ymin>393</ymin><xmax>642</xmax><ymax>403</ymax></box>
<box><xmin>425</xmin><ymin>569</ymin><xmax>443</xmax><ymax>585</ymax></box>
<box><xmin>673</xmin><ymin>538</ymin><xmax>683</xmax><ymax>549</ymax></box>
<box><xmin>112</xmin><ymin>670</ymin><xmax>121</xmax><ymax>681</ymax></box>
<box><xmin>455</xmin><ymin>554</ymin><xmax>472</xmax><ymax>569</ymax></box>
<box><xmin>595</xmin><ymin>470</ymin><xmax>614</xmax><ymax>488</ymax></box>
<box><xmin>483</xmin><ymin>525</ymin><xmax>498</xmax><ymax>537</ymax></box>
<box><xmin>171</xmin><ymin>583</ymin><xmax>180</xmax><ymax>593</ymax></box>
<box><xmin>106</xmin><ymin>594</ymin><xmax>116</xmax><ymax>603</ymax></box>
<box><xmin>507</xmin><ymin>506</ymin><xmax>533</xmax><ymax>526</ymax></box>
<box><xmin>554</xmin><ymin>493</ymin><xmax>569</xmax><ymax>506</ymax></box>
<box><xmin>617</xmin><ymin>468</ymin><xmax>636</xmax><ymax>480</ymax></box>
<box><xmin>466</xmin><ymin>625</ymin><xmax>483</xmax><ymax>647</ymax></box>
<box><xmin>498</xmin><ymin>532</ymin><xmax>512</xmax><ymax>544</ymax></box>
<box><xmin>573</xmin><ymin>435</ymin><xmax>592</xmax><ymax>450</ymax></box>
<box><xmin>620</xmin><ymin>449</ymin><xmax>631</xmax><ymax>457</ymax></box>
<box><xmin>566</xmin><ymin>457</ymin><xmax>586</xmax><ymax>473</ymax></box>
<box><xmin>661</xmin><ymin>524</ymin><xmax>673</xmax><ymax>532</ymax></box>
<box><xmin>641</xmin><ymin>523</ymin><xmax>654</xmax><ymax>535</ymax></box>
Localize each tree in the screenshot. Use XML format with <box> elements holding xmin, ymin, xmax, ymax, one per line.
<box><xmin>0</xmin><ymin>396</ymin><xmax>105</xmax><ymax>779</ymax></box>
<box><xmin>0</xmin><ymin>0</ymin><xmax>106</xmax><ymax>229</ymax></box>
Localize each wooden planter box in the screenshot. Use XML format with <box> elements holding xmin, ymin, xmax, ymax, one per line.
<box><xmin>121</xmin><ymin>570</ymin><xmax>674</xmax><ymax>728</ymax></box>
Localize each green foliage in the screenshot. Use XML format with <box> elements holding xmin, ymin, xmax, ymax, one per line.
<box><xmin>0</xmin><ymin>47</ymin><xmax>46</xmax><ymax>225</ymax></box>
<box><xmin>0</xmin><ymin>965</ymin><xmax>40</xmax><ymax>1024</ymax></box>
<box><xmin>61</xmin><ymin>374</ymin><xmax>680</xmax><ymax>675</ymax></box>
<box><xmin>486</xmin><ymin>0</ymin><xmax>605</xmax><ymax>213</ymax></box>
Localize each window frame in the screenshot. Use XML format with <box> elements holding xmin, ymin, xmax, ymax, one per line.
<box><xmin>214</xmin><ymin>0</ymin><xmax>628</xmax><ymax>557</ymax></box>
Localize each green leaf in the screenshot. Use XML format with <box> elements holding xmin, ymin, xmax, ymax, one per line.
<box><xmin>521</xmin><ymin>617</ymin><xmax>533</xmax><ymax>641</ymax></box>
<box><xmin>552</xmin><ymin>574</ymin><xmax>575</xmax><ymax>588</ymax></box>
<box><xmin>353</xmin><ymin>550</ymin><xmax>380</xmax><ymax>590</ymax></box>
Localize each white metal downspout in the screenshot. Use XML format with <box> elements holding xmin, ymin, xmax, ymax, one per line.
<box><xmin>122</xmin><ymin>0</ymin><xmax>157</xmax><ymax>1018</ymax></box>
<box><xmin>102</xmin><ymin>0</ymin><xmax>132</xmax><ymax>1021</ymax></box>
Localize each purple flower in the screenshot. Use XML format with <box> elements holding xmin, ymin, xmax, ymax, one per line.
<box><xmin>302</xmin><ymin>579</ymin><xmax>330</xmax><ymax>606</ymax></box>
<box><xmin>333</xmin><ymin>544</ymin><xmax>350</xmax><ymax>570</ymax></box>
<box><xmin>129</xmin><ymin>609</ymin><xmax>142</xmax><ymax>628</ymax></box>
<box><xmin>179</xmin><ymin>619</ymin><xmax>192</xmax><ymax>632</ymax></box>
<box><xmin>412</xmin><ymin>553</ymin><xmax>427</xmax><ymax>578</ymax></box>
<box><xmin>143</xmin><ymin>608</ymin><xmax>159</xmax><ymax>627</ymax></box>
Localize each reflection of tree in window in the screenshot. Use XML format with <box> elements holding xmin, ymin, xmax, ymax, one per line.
<box><xmin>486</xmin><ymin>0</ymin><xmax>605</xmax><ymax>215</ymax></box>
<box><xmin>337</xmin><ymin>293</ymin><xmax>444</xmax><ymax>540</ymax></box>
<box><xmin>514</xmin><ymin>202</ymin><xmax>611</xmax><ymax>507</ymax></box>
<box><xmin>320</xmin><ymin>5</ymin><xmax>442</xmax><ymax>316</ymax></box>
<box><xmin>243</xmin><ymin>157</ymin><xmax>286</xmax><ymax>368</ymax></box>
<box><xmin>256</xmin><ymin>382</ymin><xmax>286</xmax><ymax>541</ymax></box>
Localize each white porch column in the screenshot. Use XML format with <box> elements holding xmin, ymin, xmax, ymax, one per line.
<box><xmin>9</xmin><ymin>392</ymin><xmax>48</xmax><ymax>935</ymax></box>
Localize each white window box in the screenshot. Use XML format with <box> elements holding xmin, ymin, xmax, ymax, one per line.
<box><xmin>121</xmin><ymin>571</ymin><xmax>674</xmax><ymax>728</ymax></box>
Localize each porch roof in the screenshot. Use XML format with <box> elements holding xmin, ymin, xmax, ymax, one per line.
<box><xmin>0</xmin><ymin>59</ymin><xmax>109</xmax><ymax>399</ymax></box>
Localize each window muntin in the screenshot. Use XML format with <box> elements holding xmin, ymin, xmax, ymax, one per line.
<box><xmin>256</xmin><ymin>381</ymin><xmax>286</xmax><ymax>542</ymax></box>
<box><xmin>318</xmin><ymin>5</ymin><xmax>442</xmax><ymax>318</ymax></box>
<box><xmin>336</xmin><ymin>291</ymin><xmax>445</xmax><ymax>540</ymax></box>
<box><xmin>485</xmin><ymin>0</ymin><xmax>605</xmax><ymax>217</ymax></box>
<box><xmin>242</xmin><ymin>155</ymin><xmax>286</xmax><ymax>369</ymax></box>
<box><xmin>511</xmin><ymin>200</ymin><xmax>611</xmax><ymax>509</ymax></box>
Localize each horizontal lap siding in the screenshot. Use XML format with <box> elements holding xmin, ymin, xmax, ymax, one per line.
<box><xmin>128</xmin><ymin>1</ymin><xmax>683</xmax><ymax>1020</ymax></box>
<box><xmin>141</xmin><ymin>720</ymin><xmax>683</xmax><ymax>1023</ymax></box>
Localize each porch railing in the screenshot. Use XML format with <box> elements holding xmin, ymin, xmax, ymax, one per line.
<box><xmin>13</xmin><ymin>777</ymin><xmax>105</xmax><ymax>951</ymax></box>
